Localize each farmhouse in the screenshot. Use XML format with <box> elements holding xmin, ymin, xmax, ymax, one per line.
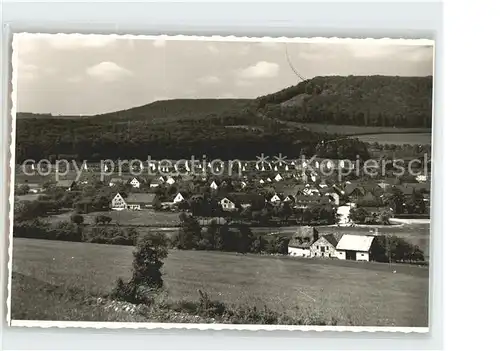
<box><xmin>303</xmin><ymin>186</ymin><xmax>320</xmax><ymax>196</ymax></box>
<box><xmin>220</xmin><ymin>197</ymin><xmax>237</xmax><ymax>211</ymax></box>
<box><xmin>294</xmin><ymin>194</ymin><xmax>331</xmax><ymax>209</ymax></box>
<box><xmin>129</xmin><ymin>177</ymin><xmax>141</xmax><ymax>188</ymax></box>
<box><xmin>268</xmin><ymin>194</ymin><xmax>282</xmax><ymax>204</ymax></box>
<box><xmin>336</xmin><ymin>234</ymin><xmax>375</xmax><ymax>262</ymax></box>
<box><xmin>220</xmin><ymin>193</ymin><xmax>265</xmax><ymax>211</ymax></box>
<box><xmin>165</xmin><ymin>176</ymin><xmax>176</xmax><ymax>185</ymax></box>
<box><xmin>110</xmin><ymin>193</ymin><xmax>127</xmax><ymax>210</ymax></box>
<box><xmin>310</xmin><ymin>234</ymin><xmax>340</xmax><ymax>258</ymax></box>
<box><xmin>173</xmin><ymin>192</ymin><xmax>186</xmax><ymax>204</ymax></box>
<box><xmin>210</xmin><ymin>181</ymin><xmax>219</xmax><ymax>190</ymax></box>
<box><xmin>124</xmin><ymin>193</ymin><xmax>157</xmax><ymax>210</ymax></box>
<box><xmin>274</xmin><ymin>173</ymin><xmax>283</xmax><ymax>182</ymax></box>
<box><xmin>283</xmin><ymin>195</ymin><xmax>295</xmax><ymax>203</ymax></box>
<box><xmin>287</xmin><ymin>226</ymin><xmax>319</xmax><ymax>257</ymax></box>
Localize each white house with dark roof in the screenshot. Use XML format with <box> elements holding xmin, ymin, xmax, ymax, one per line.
<box><xmin>336</xmin><ymin>234</ymin><xmax>375</xmax><ymax>261</ymax></box>
<box><xmin>124</xmin><ymin>193</ymin><xmax>157</xmax><ymax>210</ymax></box>
<box><xmin>111</xmin><ymin>193</ymin><xmax>127</xmax><ymax>210</ymax></box>
<box><xmin>210</xmin><ymin>180</ymin><xmax>218</xmax><ymax>190</ymax></box>
<box><xmin>166</xmin><ymin>176</ymin><xmax>176</xmax><ymax>185</ymax></box>
<box><xmin>110</xmin><ymin>193</ymin><xmax>157</xmax><ymax>210</ymax></box>
<box><xmin>173</xmin><ymin>192</ymin><xmax>185</xmax><ymax>203</ymax></box>
<box><xmin>269</xmin><ymin>194</ymin><xmax>282</xmax><ymax>203</ymax></box>
<box><xmin>219</xmin><ymin>197</ymin><xmax>237</xmax><ymax>211</ymax></box>
<box><xmin>129</xmin><ymin>177</ymin><xmax>141</xmax><ymax>188</ymax></box>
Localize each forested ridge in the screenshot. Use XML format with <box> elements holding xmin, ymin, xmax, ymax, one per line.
<box><xmin>15</xmin><ymin>75</ymin><xmax>431</xmax><ymax>162</ymax></box>
<box><xmin>256</xmin><ymin>75</ymin><xmax>433</xmax><ymax>128</ymax></box>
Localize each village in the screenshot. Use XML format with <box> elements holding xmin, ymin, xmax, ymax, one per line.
<box><xmin>14</xmin><ymin>156</ymin><xmax>431</xmax><ymax>263</ymax></box>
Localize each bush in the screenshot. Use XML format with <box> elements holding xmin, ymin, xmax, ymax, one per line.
<box><xmin>371</xmin><ymin>235</ymin><xmax>425</xmax><ymax>263</ymax></box>
<box><xmin>197</xmin><ymin>289</ymin><xmax>227</xmax><ymax>318</ymax></box>
<box><xmin>131</xmin><ymin>232</ymin><xmax>169</xmax><ymax>288</ymax></box>
<box><xmin>70</xmin><ymin>213</ymin><xmax>84</xmax><ymax>225</ymax></box>
<box><xmin>110</xmin><ymin>278</ymin><xmax>154</xmax><ymax>305</ymax></box>
<box><xmin>112</xmin><ymin>232</ymin><xmax>169</xmax><ymax>305</ymax></box>
<box><xmin>84</xmin><ymin>226</ymin><xmax>138</xmax><ymax>246</ymax></box>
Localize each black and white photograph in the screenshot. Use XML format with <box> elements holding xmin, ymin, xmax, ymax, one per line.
<box><xmin>8</xmin><ymin>34</ymin><xmax>434</xmax><ymax>331</ymax></box>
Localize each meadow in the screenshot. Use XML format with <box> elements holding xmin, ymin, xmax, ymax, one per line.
<box><xmin>11</xmin><ymin>238</ymin><xmax>429</xmax><ymax>327</ymax></box>
<box><xmin>356</xmin><ymin>133</ymin><xmax>432</xmax><ymax>145</ymax></box>
<box><xmin>287</xmin><ymin>121</ymin><xmax>431</xmax><ymax>140</ymax></box>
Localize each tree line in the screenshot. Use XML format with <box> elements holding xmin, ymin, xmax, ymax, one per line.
<box><xmin>173</xmin><ymin>213</ymin><xmax>289</xmax><ymax>254</ymax></box>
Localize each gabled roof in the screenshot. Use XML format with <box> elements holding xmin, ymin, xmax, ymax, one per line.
<box><xmin>314</xmin><ymin>233</ymin><xmax>339</xmax><ymax>247</ymax></box>
<box><xmin>288</xmin><ymin>226</ymin><xmax>319</xmax><ymax>249</ymax></box>
<box><xmin>295</xmin><ymin>194</ymin><xmax>328</xmax><ymax>204</ymax></box>
<box><xmin>344</xmin><ymin>183</ymin><xmax>365</xmax><ymax>196</ymax></box>
<box><xmin>396</xmin><ymin>185</ymin><xmax>415</xmax><ymax>195</ymax></box>
<box><xmin>281</xmin><ymin>185</ymin><xmax>306</xmax><ymax>197</ymax></box>
<box><xmin>336</xmin><ymin>234</ymin><xmax>375</xmax><ymax>252</ymax></box>
<box><xmin>126</xmin><ymin>193</ymin><xmax>157</xmax><ymax>204</ymax></box>
<box><xmin>227</xmin><ymin>193</ymin><xmax>264</xmax><ymax>205</ymax></box>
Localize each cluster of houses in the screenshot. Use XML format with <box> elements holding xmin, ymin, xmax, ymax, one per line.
<box><xmin>16</xmin><ymin>157</ymin><xmax>430</xmax><ymax>216</ymax></box>
<box><xmin>287</xmin><ymin>226</ymin><xmax>378</xmax><ymax>262</ymax></box>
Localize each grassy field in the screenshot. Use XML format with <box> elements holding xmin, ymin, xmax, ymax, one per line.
<box><xmin>14</xmin><ymin>194</ymin><xmax>41</xmax><ymax>202</ymax></box>
<box><xmin>285</xmin><ymin>122</ymin><xmax>431</xmax><ymax>145</ymax></box>
<box><xmin>12</xmin><ymin>238</ymin><xmax>429</xmax><ymax>326</ymax></box>
<box><xmin>288</xmin><ymin>122</ymin><xmax>430</xmax><ymax>135</ymax></box>
<box><xmin>356</xmin><ymin>133</ymin><xmax>432</xmax><ymax>145</ymax></box>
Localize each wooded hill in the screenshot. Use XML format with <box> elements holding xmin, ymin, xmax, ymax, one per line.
<box><xmin>255</xmin><ymin>75</ymin><xmax>433</xmax><ymax>128</ymax></box>
<box><xmin>15</xmin><ymin>75</ymin><xmax>431</xmax><ymax>162</ymax></box>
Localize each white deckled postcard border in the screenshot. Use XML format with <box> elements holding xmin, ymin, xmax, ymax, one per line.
<box><xmin>7</xmin><ymin>33</ymin><xmax>434</xmax><ymax>333</ymax></box>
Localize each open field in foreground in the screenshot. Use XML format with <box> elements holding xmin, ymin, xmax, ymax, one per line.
<box><xmin>12</xmin><ymin>238</ymin><xmax>429</xmax><ymax>327</ymax></box>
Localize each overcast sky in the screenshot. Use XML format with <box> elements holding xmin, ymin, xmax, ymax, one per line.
<box><xmin>15</xmin><ymin>34</ymin><xmax>434</xmax><ymax>115</ymax></box>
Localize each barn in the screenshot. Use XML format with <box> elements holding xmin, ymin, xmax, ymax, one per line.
<box><xmin>336</xmin><ymin>234</ymin><xmax>375</xmax><ymax>262</ymax></box>
<box><xmin>125</xmin><ymin>193</ymin><xmax>157</xmax><ymax>210</ymax></box>
<box><xmin>287</xmin><ymin>226</ymin><xmax>319</xmax><ymax>258</ymax></box>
